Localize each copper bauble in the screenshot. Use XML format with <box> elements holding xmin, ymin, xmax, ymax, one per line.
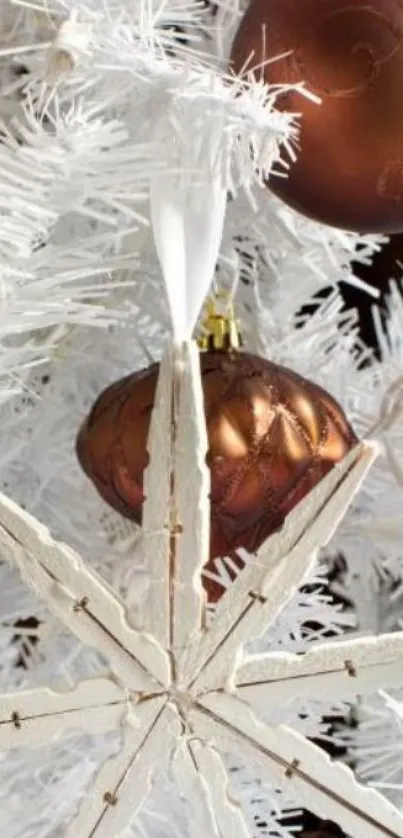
<box><xmin>230</xmin><ymin>0</ymin><xmax>403</xmax><ymax>233</ymax></box>
<box><xmin>77</xmin><ymin>351</ymin><xmax>357</xmax><ymax>600</ymax></box>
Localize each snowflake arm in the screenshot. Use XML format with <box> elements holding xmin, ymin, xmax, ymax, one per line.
<box><xmin>235</xmin><ymin>632</ymin><xmax>403</xmax><ymax>708</ymax></box>
<box><xmin>172</xmin><ymin>342</ymin><xmax>210</xmax><ymax>672</ymax></box>
<box><xmin>188</xmin><ymin>441</ymin><xmax>378</xmax><ymax>691</ymax></box>
<box><xmin>139</xmin><ymin>345</ymin><xmax>173</xmax><ymax>649</ymax></box>
<box><xmin>65</xmin><ymin>698</ymin><xmax>177</xmax><ymax>838</ymax></box>
<box><xmin>140</xmin><ymin>341</ymin><xmax>210</xmax><ymax>673</ymax></box>
<box><xmin>0</xmin><ymin>491</ymin><xmax>169</xmax><ymax>688</ymax></box>
<box><xmin>0</xmin><ymin>337</ymin><xmax>396</xmax><ymax>838</ymax></box>
<box><xmin>173</xmin><ymin>739</ymin><xmax>249</xmax><ymax>838</ymax></box>
<box><xmin>0</xmin><ymin>677</ymin><xmax>127</xmax><ymax>749</ymax></box>
<box><xmin>193</xmin><ymin>692</ymin><xmax>403</xmax><ymax>838</ymax></box>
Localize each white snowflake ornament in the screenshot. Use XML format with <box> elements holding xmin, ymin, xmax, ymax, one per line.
<box><xmin>1</xmin><ymin>339</ymin><xmax>403</xmax><ymax>838</ymax></box>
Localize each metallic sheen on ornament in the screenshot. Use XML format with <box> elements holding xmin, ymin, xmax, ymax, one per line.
<box><xmin>76</xmin><ymin>350</ymin><xmax>358</xmax><ymax>601</ymax></box>
<box><xmin>230</xmin><ymin>0</ymin><xmax>403</xmax><ymax>233</ymax></box>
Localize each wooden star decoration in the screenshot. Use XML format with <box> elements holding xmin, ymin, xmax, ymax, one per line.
<box><xmin>1</xmin><ymin>339</ymin><xmax>403</xmax><ymax>838</ymax></box>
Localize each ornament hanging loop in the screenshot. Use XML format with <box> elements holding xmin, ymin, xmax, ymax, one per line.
<box><xmin>197</xmin><ymin>291</ymin><xmax>242</xmax><ymax>352</ymax></box>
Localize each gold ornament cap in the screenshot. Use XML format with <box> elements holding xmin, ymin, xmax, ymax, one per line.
<box><xmin>197</xmin><ymin>294</ymin><xmax>242</xmax><ymax>351</ymax></box>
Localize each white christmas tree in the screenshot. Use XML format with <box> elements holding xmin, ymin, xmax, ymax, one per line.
<box><xmin>0</xmin><ymin>2</ymin><xmax>403</xmax><ymax>837</ymax></box>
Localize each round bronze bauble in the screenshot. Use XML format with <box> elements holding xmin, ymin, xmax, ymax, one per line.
<box><xmin>76</xmin><ymin>351</ymin><xmax>357</xmax><ymax>602</ymax></box>
<box><xmin>230</xmin><ymin>0</ymin><xmax>403</xmax><ymax>233</ymax></box>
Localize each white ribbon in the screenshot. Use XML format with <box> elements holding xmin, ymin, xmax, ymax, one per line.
<box><xmin>150</xmin><ymin>171</ymin><xmax>227</xmax><ymax>342</ymax></box>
